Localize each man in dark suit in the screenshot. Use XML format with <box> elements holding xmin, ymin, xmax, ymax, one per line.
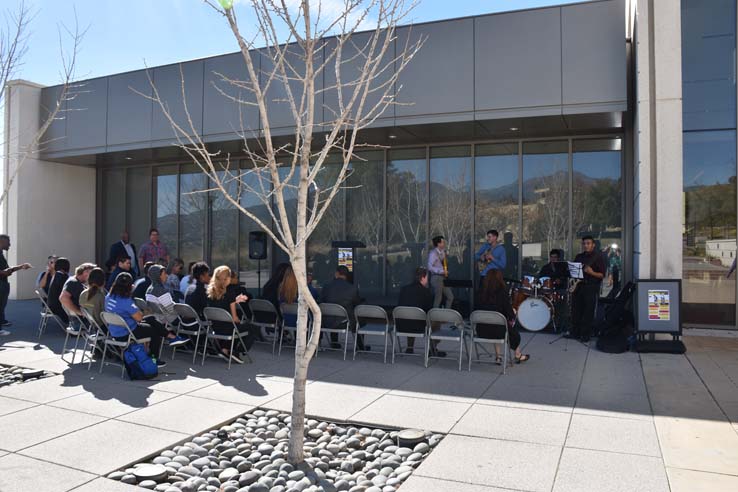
<box><xmin>106</xmin><ymin>231</ymin><xmax>139</xmax><ymax>278</ymax></box>
<box><xmin>397</xmin><ymin>267</ymin><xmax>444</xmax><ymax>356</ymax></box>
<box><xmin>321</xmin><ymin>266</ymin><xmax>367</xmax><ymax>350</ymax></box>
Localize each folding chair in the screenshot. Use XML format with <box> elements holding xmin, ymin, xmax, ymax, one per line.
<box><xmin>173</xmin><ymin>303</ymin><xmax>208</xmax><ymax>364</ymax></box>
<box><xmin>99</xmin><ymin>312</ymin><xmax>152</xmax><ymax>379</ymax></box>
<box><xmin>248</xmin><ymin>299</ymin><xmax>280</xmax><ymax>348</ymax></box>
<box><xmin>203</xmin><ymin>307</ymin><xmax>253</xmax><ymax>369</ymax></box>
<box><xmin>133</xmin><ymin>297</ymin><xmax>149</xmax><ymax>314</ymax></box>
<box><xmin>391</xmin><ymin>306</ymin><xmax>429</xmax><ymax>366</ymax></box>
<box><xmin>427</xmin><ymin>308</ymin><xmax>468</xmax><ymax>371</ymax></box>
<box><xmin>277</xmin><ymin>303</ymin><xmax>299</xmax><ymax>356</ymax></box>
<box><xmin>35</xmin><ymin>289</ymin><xmax>66</xmax><ymax>339</ymax></box>
<box><xmin>61</xmin><ymin>306</ymin><xmax>89</xmax><ymax>365</ymax></box>
<box><xmin>354</xmin><ymin>305</ymin><xmax>390</xmax><ymax>363</ymax></box>
<box><xmin>469</xmin><ymin>310</ymin><xmax>513</xmax><ymax>374</ymax></box>
<box><xmin>318</xmin><ymin>303</ymin><xmax>350</xmax><ymax>360</ymax></box>
<box><xmin>80</xmin><ymin>307</ymin><xmax>109</xmax><ymax>371</ymax></box>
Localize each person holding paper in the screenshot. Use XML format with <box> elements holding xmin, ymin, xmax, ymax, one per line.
<box><xmin>570</xmin><ymin>236</ymin><xmax>606</xmax><ymax>342</ymax></box>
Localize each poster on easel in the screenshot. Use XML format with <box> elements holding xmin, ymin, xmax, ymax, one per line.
<box><xmin>636</xmin><ymin>280</ymin><xmax>681</xmax><ymax>335</ymax></box>
<box><xmin>647</xmin><ymin>290</ymin><xmax>670</xmax><ymax>321</ymax></box>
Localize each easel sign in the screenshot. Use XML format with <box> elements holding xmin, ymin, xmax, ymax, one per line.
<box><xmin>635</xmin><ymin>279</ymin><xmax>682</xmax><ymax>335</ymax></box>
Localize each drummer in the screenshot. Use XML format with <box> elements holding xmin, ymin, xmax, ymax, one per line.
<box><xmin>538</xmin><ymin>249</ymin><xmax>568</xmax><ymax>289</ymax></box>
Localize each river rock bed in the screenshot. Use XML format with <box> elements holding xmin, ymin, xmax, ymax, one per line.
<box><xmin>107</xmin><ymin>408</ymin><xmax>442</xmax><ymax>492</ymax></box>
<box><xmin>0</xmin><ymin>364</ymin><xmax>53</xmax><ymax>387</ymax></box>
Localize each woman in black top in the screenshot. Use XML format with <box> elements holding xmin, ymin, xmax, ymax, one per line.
<box><xmin>207</xmin><ymin>266</ymin><xmax>255</xmax><ymax>364</ymax></box>
<box><xmin>477</xmin><ymin>269</ymin><xmax>529</xmax><ymax>364</ymax></box>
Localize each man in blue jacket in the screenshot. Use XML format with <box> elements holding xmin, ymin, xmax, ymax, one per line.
<box><xmin>475</xmin><ymin>229</ymin><xmax>506</xmax><ymax>282</ymax></box>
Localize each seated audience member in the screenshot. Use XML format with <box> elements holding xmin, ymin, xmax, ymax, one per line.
<box><xmin>179</xmin><ymin>261</ymin><xmax>196</xmax><ymax>295</ymax></box>
<box><xmin>278</xmin><ymin>265</ymin><xmax>298</xmax><ymax>328</ymax></box>
<box><xmin>79</xmin><ymin>267</ymin><xmax>106</xmax><ymax>328</ymax></box>
<box><xmin>36</xmin><ymin>255</ymin><xmax>57</xmax><ymax>294</ymax></box>
<box><xmin>184</xmin><ymin>262</ymin><xmax>211</xmax><ymax>318</ymax></box>
<box><xmin>106</xmin><ymin>255</ymin><xmax>133</xmax><ymax>291</ymax></box>
<box><xmin>321</xmin><ymin>266</ymin><xmax>368</xmax><ymax>351</ymax></box>
<box><xmin>262</xmin><ymin>263</ymin><xmax>290</xmax><ymax>306</ymax></box>
<box><xmin>47</xmin><ymin>257</ymin><xmax>71</xmax><ymax>324</ymax></box>
<box><xmin>397</xmin><ymin>267</ymin><xmax>444</xmax><ymax>356</ymax></box>
<box><xmin>227</xmin><ymin>269</ymin><xmax>252</xmax><ymax>318</ymax></box>
<box><xmin>165</xmin><ymin>258</ymin><xmax>185</xmax><ymax>300</ymax></box>
<box><xmin>207</xmin><ymin>265</ymin><xmax>256</xmax><ymax>363</ymax></box>
<box><xmin>132</xmin><ymin>262</ymin><xmax>155</xmax><ymax>299</ymax></box>
<box><xmin>60</xmin><ymin>263</ymin><xmax>96</xmax><ymax>327</ymax></box>
<box><xmin>145</xmin><ymin>265</ymin><xmax>188</xmax><ymax>347</ymax></box>
<box><xmin>477</xmin><ymin>269</ymin><xmax>529</xmax><ymax>364</ymax></box>
<box><xmin>105</xmin><ymin>273</ymin><xmax>172</xmax><ymax>367</ymax></box>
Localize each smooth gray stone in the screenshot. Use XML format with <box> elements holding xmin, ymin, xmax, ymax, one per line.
<box><xmin>292</xmin><ymin>477</ymin><xmax>312</xmax><ymax>491</ymax></box>
<box><xmin>381</xmin><ymin>487</ymin><xmax>396</xmax><ymax>492</ymax></box>
<box><xmin>412</xmin><ymin>443</ymin><xmax>429</xmax><ymax>454</ymax></box>
<box><xmin>346</xmin><ymin>438</ymin><xmax>361</xmax><ymax>449</ymax></box>
<box><xmin>219</xmin><ymin>468</ymin><xmax>240</xmax><ymax>482</ymax></box>
<box><xmin>288</xmin><ymin>470</ymin><xmax>306</xmax><ymax>481</ymax></box>
<box><xmin>107</xmin><ymin>471</ymin><xmax>127</xmax><ymax>480</ymax></box>
<box><xmin>248</xmin><ymin>484</ymin><xmax>269</xmax><ymax>492</ymax></box>
<box><xmin>269</xmin><ymin>486</ymin><xmax>285</xmax><ymax>492</ymax></box>
<box><xmin>121</xmin><ymin>474</ymin><xmax>137</xmax><ymax>484</ymax></box>
<box><xmin>239</xmin><ymin>470</ymin><xmax>262</xmax><ymax>486</ymax></box>
<box><xmin>308</xmin><ymin>429</ymin><xmax>323</xmax><ymax>439</ymax></box>
<box><xmin>334</xmin><ymin>479</ymin><xmax>350</xmax><ymax>491</ymax></box>
<box><xmin>371</xmin><ymin>475</ymin><xmax>387</xmax><ymax>487</ymax></box>
<box><xmin>139</xmin><ymin>480</ymin><xmax>158</xmax><ymax>489</ymax></box>
<box><xmin>365</xmin><ymin>487</ymin><xmax>382</xmax><ymax>492</ymax></box>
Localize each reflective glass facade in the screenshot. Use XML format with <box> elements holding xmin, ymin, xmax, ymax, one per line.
<box><xmin>682</xmin><ymin>0</ymin><xmax>738</xmax><ymax>326</ymax></box>
<box><xmin>100</xmin><ymin>137</ymin><xmax>622</xmax><ymax>302</ymax></box>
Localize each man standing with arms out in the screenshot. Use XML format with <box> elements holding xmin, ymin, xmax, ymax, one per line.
<box><xmin>107</xmin><ymin>231</ymin><xmax>139</xmax><ymax>278</ymax></box>
<box><xmin>0</xmin><ymin>234</ymin><xmax>32</xmax><ymax>335</ymax></box>
<box><xmin>138</xmin><ymin>228</ymin><xmax>169</xmax><ymax>274</ymax></box>
<box><xmin>475</xmin><ymin>229</ymin><xmax>506</xmax><ymax>283</ymax></box>
<box><xmin>570</xmin><ymin>235</ymin><xmax>606</xmax><ymax>342</ymax></box>
<box><xmin>427</xmin><ymin>236</ymin><xmax>454</xmax><ymax>309</ymax></box>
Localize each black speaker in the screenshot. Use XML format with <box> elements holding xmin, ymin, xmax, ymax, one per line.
<box><xmin>249</xmin><ymin>231</ymin><xmax>268</xmax><ymax>260</ymax></box>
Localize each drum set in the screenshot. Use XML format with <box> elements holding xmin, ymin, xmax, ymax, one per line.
<box><xmin>511</xmin><ymin>276</ymin><xmax>566</xmax><ymax>332</ymax></box>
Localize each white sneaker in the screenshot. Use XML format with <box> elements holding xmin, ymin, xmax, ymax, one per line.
<box><xmin>0</xmin><ymin>329</ymin><xmax>10</xmax><ymax>336</ymax></box>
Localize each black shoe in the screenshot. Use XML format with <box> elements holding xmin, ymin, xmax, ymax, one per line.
<box><xmin>405</xmin><ymin>348</ymin><xmax>414</xmax><ymax>355</ymax></box>
<box><xmin>155</xmin><ymin>359</ymin><xmax>167</xmax><ymax>368</ymax></box>
<box><xmin>0</xmin><ymin>320</ymin><xmax>11</xmax><ymax>327</ymax></box>
<box><xmin>432</xmin><ymin>350</ymin><xmax>447</xmax><ymax>358</ymax></box>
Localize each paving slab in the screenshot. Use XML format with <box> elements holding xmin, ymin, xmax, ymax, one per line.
<box><xmin>452</xmin><ymin>403</ymin><xmax>571</xmax><ymax>446</ymax></box>
<box><xmin>666</xmin><ymin>466</ymin><xmax>738</xmax><ymax>492</ymax></box>
<box><xmin>67</xmin><ymin>477</ymin><xmax>143</xmax><ymax>492</ymax></box>
<box><xmin>0</xmin><ymin>453</ymin><xmax>96</xmax><ymax>492</ymax></box>
<box><xmin>479</xmin><ymin>380</ymin><xmax>576</xmax><ymax>413</ymax></box>
<box><xmin>399</xmin><ymin>475</ymin><xmax>523</xmax><ymax>492</ymax></box>
<box><xmin>574</xmin><ymin>387</ymin><xmax>652</xmax><ymax>420</ymax></box>
<box><xmin>21</xmin><ymin>419</ymin><xmax>187</xmax><ymax>475</ymax></box>
<box><xmin>351</xmin><ymin>394</ymin><xmax>471</xmax><ymax>434</ymax></box>
<box><xmin>552</xmin><ymin>447</ymin><xmax>670</xmax><ymax>492</ymax></box>
<box><xmin>565</xmin><ymin>413</ymin><xmax>661</xmax><ymax>457</ymax></box>
<box><xmin>116</xmin><ymin>394</ymin><xmax>252</xmax><ymax>434</ymax></box>
<box><xmin>187</xmin><ymin>376</ymin><xmax>293</xmax><ymax>406</ymax></box>
<box><xmin>0</xmin><ymin>405</ymin><xmax>106</xmax><ymax>452</ymax></box>
<box><xmin>0</xmin><ymin>395</ymin><xmax>37</xmax><ymax>417</ymax></box>
<box><xmin>0</xmin><ymin>374</ymin><xmax>88</xmax><ymax>403</ymax></box>
<box><xmin>322</xmin><ymin>359</ymin><xmax>425</xmax><ymax>391</ymax></box>
<box><xmin>390</xmin><ymin>365</ymin><xmax>499</xmax><ymax>403</ymax></box>
<box><xmin>415</xmin><ymin>434</ymin><xmax>560</xmax><ymax>492</ymax></box>
<box><xmin>265</xmin><ymin>382</ymin><xmax>383</xmax><ymax>420</ymax></box>
<box><xmin>126</xmin><ymin>373</ymin><xmax>220</xmax><ymax>395</ymax></box>
<box><xmin>48</xmin><ymin>386</ymin><xmax>178</xmax><ymax>418</ymax></box>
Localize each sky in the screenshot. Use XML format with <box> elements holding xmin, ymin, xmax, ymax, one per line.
<box><xmin>15</xmin><ymin>0</ymin><xmax>583</xmax><ymax>86</ymax></box>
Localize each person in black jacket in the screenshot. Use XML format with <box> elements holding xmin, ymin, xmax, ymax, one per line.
<box><xmin>477</xmin><ymin>269</ymin><xmax>529</xmax><ymax>364</ymax></box>
<box><xmin>321</xmin><ymin>266</ymin><xmax>367</xmax><ymax>350</ymax></box>
<box><xmin>396</xmin><ymin>267</ymin><xmax>435</xmax><ymax>355</ymax></box>
<box><xmin>106</xmin><ymin>231</ymin><xmax>139</xmax><ymax>277</ymax></box>
<box><xmin>132</xmin><ymin>262</ymin><xmax>155</xmax><ymax>299</ymax></box>
<box><xmin>47</xmin><ymin>257</ymin><xmax>71</xmax><ymax>324</ymax></box>
<box><xmin>185</xmin><ymin>262</ymin><xmax>210</xmax><ymax>318</ymax></box>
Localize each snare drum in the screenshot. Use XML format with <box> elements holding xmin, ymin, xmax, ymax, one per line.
<box><xmin>540</xmin><ymin>276</ymin><xmax>553</xmax><ymax>292</ymax></box>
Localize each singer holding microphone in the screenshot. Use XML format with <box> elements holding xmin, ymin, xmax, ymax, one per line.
<box><xmin>428</xmin><ymin>235</ymin><xmax>454</xmax><ymax>309</ymax></box>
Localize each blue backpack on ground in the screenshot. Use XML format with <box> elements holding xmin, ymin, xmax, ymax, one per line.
<box><xmin>123</xmin><ymin>343</ymin><xmax>158</xmax><ymax>380</ymax></box>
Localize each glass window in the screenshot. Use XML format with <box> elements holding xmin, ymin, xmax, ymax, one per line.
<box><xmin>573</xmin><ymin>138</ymin><xmax>623</xmax><ymax>297</ymax></box>
<box><xmin>178</xmin><ymin>166</ymin><xmax>206</xmax><ymax>265</ymax></box>
<box><xmin>683</xmin><ymin>130</ymin><xmax>737</xmax><ymax>326</ymax></box>
<box><xmin>522</xmin><ymin>141</ymin><xmax>569</xmax><ymax>276</ymax></box>
<box><xmin>154</xmin><ymin>166</ymin><xmax>179</xmax><ymax>259</ymax></box>
<box><xmin>346</xmin><ymin>151</ymin><xmax>384</xmax><ymax>298</ymax></box>
<box><xmin>681</xmin><ymin>0</ymin><xmax>736</xmax><ymax>131</ymax></box>
<box><xmin>101</xmin><ymin>168</ymin><xmax>126</xmax><ymax>264</ymax></box>
<box><xmin>430</xmin><ymin>146</ymin><xmax>472</xmax><ymax>298</ymax></box>
<box><xmin>475</xmin><ymin>143</ymin><xmax>520</xmax><ymax>280</ymax></box>
<box><xmin>386</xmin><ymin>148</ymin><xmax>427</xmax><ymax>296</ymax></box>
<box><xmin>126</xmin><ymin>167</ymin><xmax>152</xmax><ymax>249</ymax></box>
<box><xmin>272</xmin><ymin>164</ymin><xmax>300</xmax><ymax>270</ymax></box>
<box><xmin>308</xmin><ymin>160</ymin><xmax>345</xmax><ymax>290</ymax></box>
<box><xmin>239</xmin><ymin>166</ymin><xmax>272</xmax><ymax>290</ymax></box>
<box><xmin>210</xmin><ymin>168</ymin><xmax>239</xmax><ymax>271</ymax></box>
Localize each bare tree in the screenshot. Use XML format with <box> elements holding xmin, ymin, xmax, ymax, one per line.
<box><xmin>144</xmin><ymin>0</ymin><xmax>422</xmax><ymax>464</ymax></box>
<box><xmin>1</xmin><ymin>2</ymin><xmax>85</xmax><ymax>207</ymax></box>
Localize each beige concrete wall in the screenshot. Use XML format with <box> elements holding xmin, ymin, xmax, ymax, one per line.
<box><xmin>3</xmin><ymin>80</ymin><xmax>96</xmax><ymax>299</ymax></box>
<box><xmin>634</xmin><ymin>0</ymin><xmax>683</xmax><ymax>279</ymax></box>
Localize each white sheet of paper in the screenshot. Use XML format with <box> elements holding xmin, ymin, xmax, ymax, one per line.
<box><xmin>567</xmin><ymin>261</ymin><xmax>584</xmax><ymax>279</ymax></box>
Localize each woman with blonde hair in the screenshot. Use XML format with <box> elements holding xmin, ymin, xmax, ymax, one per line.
<box><xmin>206</xmin><ymin>265</ymin><xmax>255</xmax><ymax>363</ymax></box>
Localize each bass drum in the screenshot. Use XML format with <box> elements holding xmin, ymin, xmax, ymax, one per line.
<box><xmin>517</xmin><ymin>297</ymin><xmax>553</xmax><ymax>332</ymax></box>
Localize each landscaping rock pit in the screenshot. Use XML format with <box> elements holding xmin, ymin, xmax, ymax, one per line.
<box><xmin>0</xmin><ymin>364</ymin><xmax>54</xmax><ymax>387</ymax></box>
<box><xmin>108</xmin><ymin>408</ymin><xmax>443</xmax><ymax>492</ymax></box>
